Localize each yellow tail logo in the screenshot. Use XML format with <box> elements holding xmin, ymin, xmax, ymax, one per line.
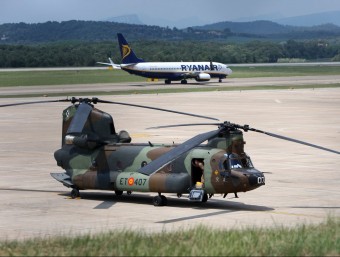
<box><xmin>122</xmin><ymin>44</ymin><xmax>131</xmax><ymax>60</ymax></box>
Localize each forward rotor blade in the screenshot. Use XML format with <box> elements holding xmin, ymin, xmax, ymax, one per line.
<box><xmin>0</xmin><ymin>99</ymin><xmax>69</xmax><ymax>108</ymax></box>
<box><xmin>138</xmin><ymin>128</ymin><xmax>223</xmax><ymax>176</ymax></box>
<box><xmin>96</xmin><ymin>99</ymin><xmax>218</xmax><ymax>121</ymax></box>
<box><xmin>66</xmin><ymin>102</ymin><xmax>93</xmax><ymax>135</ymax></box>
<box><xmin>249</xmin><ymin>127</ymin><xmax>340</xmax><ymax>155</ymax></box>
<box><xmin>147</xmin><ymin>123</ymin><xmax>221</xmax><ymax>129</ymax></box>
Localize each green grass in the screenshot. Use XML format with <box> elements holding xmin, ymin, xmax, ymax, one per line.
<box><xmin>1</xmin><ymin>65</ymin><xmax>340</xmax><ymax>88</ymax></box>
<box><xmin>230</xmin><ymin>65</ymin><xmax>340</xmax><ymax>78</ymax></box>
<box><xmin>0</xmin><ymin>217</ymin><xmax>339</xmax><ymax>256</ymax></box>
<box><xmin>0</xmin><ymin>69</ymin><xmax>145</xmax><ymax>87</ymax></box>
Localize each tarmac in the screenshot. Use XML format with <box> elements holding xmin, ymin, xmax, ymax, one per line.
<box><xmin>0</xmin><ymin>79</ymin><xmax>339</xmax><ymax>241</ymax></box>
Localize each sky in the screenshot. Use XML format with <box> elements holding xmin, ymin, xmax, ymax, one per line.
<box><xmin>1</xmin><ymin>0</ymin><xmax>340</xmax><ymax>27</ymax></box>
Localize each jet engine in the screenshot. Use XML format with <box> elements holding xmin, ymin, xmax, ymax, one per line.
<box><xmin>195</xmin><ymin>73</ymin><xmax>211</xmax><ymax>81</ymax></box>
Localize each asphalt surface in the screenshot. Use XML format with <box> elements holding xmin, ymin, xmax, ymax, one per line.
<box><xmin>0</xmin><ymin>82</ymin><xmax>339</xmax><ymax>241</ymax></box>
<box><xmin>1</xmin><ymin>75</ymin><xmax>340</xmax><ymax>96</ymax></box>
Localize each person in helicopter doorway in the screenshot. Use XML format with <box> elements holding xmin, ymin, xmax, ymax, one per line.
<box><xmin>193</xmin><ymin>159</ymin><xmax>205</xmax><ymax>185</ymax></box>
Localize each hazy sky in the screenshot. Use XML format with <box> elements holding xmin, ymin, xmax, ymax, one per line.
<box><xmin>1</xmin><ymin>0</ymin><xmax>340</xmax><ymax>27</ymax></box>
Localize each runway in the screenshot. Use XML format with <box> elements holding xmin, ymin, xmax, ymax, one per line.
<box><xmin>0</xmin><ymin>84</ymin><xmax>339</xmax><ymax>240</ymax></box>
<box><xmin>1</xmin><ymin>75</ymin><xmax>340</xmax><ymax>96</ymax></box>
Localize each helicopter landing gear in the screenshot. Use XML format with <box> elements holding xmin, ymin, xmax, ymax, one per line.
<box><xmin>153</xmin><ymin>193</ymin><xmax>167</xmax><ymax>206</ymax></box>
<box><xmin>202</xmin><ymin>193</ymin><xmax>208</xmax><ymax>202</ymax></box>
<box><xmin>70</xmin><ymin>188</ymin><xmax>80</xmax><ymax>199</ymax></box>
<box><xmin>115</xmin><ymin>190</ymin><xmax>123</xmax><ymax>196</ymax></box>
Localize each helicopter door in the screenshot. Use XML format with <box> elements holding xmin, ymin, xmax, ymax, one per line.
<box><xmin>191</xmin><ymin>158</ymin><xmax>204</xmax><ymax>187</ymax></box>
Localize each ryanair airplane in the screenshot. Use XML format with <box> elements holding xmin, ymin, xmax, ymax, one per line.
<box><xmin>98</xmin><ymin>33</ymin><xmax>232</xmax><ymax>84</ymax></box>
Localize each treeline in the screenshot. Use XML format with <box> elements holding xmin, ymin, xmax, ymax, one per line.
<box><xmin>1</xmin><ymin>40</ymin><xmax>340</xmax><ymax>68</ymax></box>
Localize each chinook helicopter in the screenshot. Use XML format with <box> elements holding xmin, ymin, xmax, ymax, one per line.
<box><xmin>1</xmin><ymin>97</ymin><xmax>339</xmax><ymax>206</ymax></box>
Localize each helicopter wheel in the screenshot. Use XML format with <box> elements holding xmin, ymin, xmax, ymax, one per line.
<box><xmin>161</xmin><ymin>195</ymin><xmax>167</xmax><ymax>206</ymax></box>
<box><xmin>202</xmin><ymin>193</ymin><xmax>208</xmax><ymax>203</ymax></box>
<box><xmin>70</xmin><ymin>188</ymin><xmax>80</xmax><ymax>199</ymax></box>
<box><xmin>153</xmin><ymin>195</ymin><xmax>167</xmax><ymax>206</ymax></box>
<box><xmin>115</xmin><ymin>190</ymin><xmax>123</xmax><ymax>196</ymax></box>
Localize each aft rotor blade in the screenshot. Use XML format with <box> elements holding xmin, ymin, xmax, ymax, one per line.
<box><xmin>66</xmin><ymin>102</ymin><xmax>93</xmax><ymax>134</ymax></box>
<box><xmin>138</xmin><ymin>128</ymin><xmax>223</xmax><ymax>176</ymax></box>
<box><xmin>0</xmin><ymin>99</ymin><xmax>69</xmax><ymax>108</ymax></box>
<box><xmin>96</xmin><ymin>99</ymin><xmax>218</xmax><ymax>121</ymax></box>
<box><xmin>249</xmin><ymin>127</ymin><xmax>340</xmax><ymax>155</ymax></box>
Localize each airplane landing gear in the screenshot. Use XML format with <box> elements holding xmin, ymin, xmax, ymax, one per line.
<box><xmin>165</xmin><ymin>79</ymin><xmax>171</xmax><ymax>84</ymax></box>
<box><xmin>181</xmin><ymin>79</ymin><xmax>187</xmax><ymax>84</ymax></box>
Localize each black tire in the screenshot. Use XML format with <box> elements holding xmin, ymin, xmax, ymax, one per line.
<box><xmin>160</xmin><ymin>195</ymin><xmax>168</xmax><ymax>206</ymax></box>
<box><xmin>153</xmin><ymin>195</ymin><xmax>163</xmax><ymax>206</ymax></box>
<box><xmin>115</xmin><ymin>190</ymin><xmax>123</xmax><ymax>196</ymax></box>
<box><xmin>71</xmin><ymin>189</ymin><xmax>79</xmax><ymax>199</ymax></box>
<box><xmin>202</xmin><ymin>193</ymin><xmax>208</xmax><ymax>203</ymax></box>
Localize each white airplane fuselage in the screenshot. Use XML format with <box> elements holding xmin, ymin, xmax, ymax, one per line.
<box><xmin>121</xmin><ymin>61</ymin><xmax>232</xmax><ymax>82</ymax></box>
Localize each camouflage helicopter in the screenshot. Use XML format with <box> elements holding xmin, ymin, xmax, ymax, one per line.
<box><xmin>1</xmin><ymin>97</ymin><xmax>339</xmax><ymax>206</ymax></box>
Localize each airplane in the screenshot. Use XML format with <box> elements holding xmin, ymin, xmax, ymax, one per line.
<box><xmin>98</xmin><ymin>33</ymin><xmax>233</xmax><ymax>84</ymax></box>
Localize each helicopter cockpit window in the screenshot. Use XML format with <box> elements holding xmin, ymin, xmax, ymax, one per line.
<box><xmin>223</xmin><ymin>154</ymin><xmax>254</xmax><ymax>170</ymax></box>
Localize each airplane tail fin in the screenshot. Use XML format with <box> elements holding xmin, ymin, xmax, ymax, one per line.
<box><xmin>117</xmin><ymin>33</ymin><xmax>145</xmax><ymax>64</ymax></box>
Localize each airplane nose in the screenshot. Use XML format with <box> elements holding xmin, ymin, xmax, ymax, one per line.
<box><xmin>227</xmin><ymin>68</ymin><xmax>232</xmax><ymax>75</ymax></box>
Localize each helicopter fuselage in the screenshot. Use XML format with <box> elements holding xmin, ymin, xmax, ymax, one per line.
<box><xmin>53</xmin><ymin>142</ymin><xmax>265</xmax><ymax>196</ymax></box>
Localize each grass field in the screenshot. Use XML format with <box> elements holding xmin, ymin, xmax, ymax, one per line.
<box><xmin>0</xmin><ymin>217</ymin><xmax>339</xmax><ymax>256</ymax></box>
<box><xmin>1</xmin><ymin>65</ymin><xmax>340</xmax><ymax>87</ymax></box>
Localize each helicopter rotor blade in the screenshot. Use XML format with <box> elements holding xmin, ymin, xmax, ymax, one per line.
<box><xmin>148</xmin><ymin>120</ymin><xmax>340</xmax><ymax>155</ymax></box>
<box><xmin>138</xmin><ymin>127</ymin><xmax>224</xmax><ymax>176</ymax></box>
<box><xmin>246</xmin><ymin>127</ymin><xmax>340</xmax><ymax>155</ymax></box>
<box><xmin>147</xmin><ymin>123</ymin><xmax>222</xmax><ymax>130</ymax></box>
<box><xmin>95</xmin><ymin>99</ymin><xmax>219</xmax><ymax>121</ymax></box>
<box><xmin>66</xmin><ymin>102</ymin><xmax>93</xmax><ymax>135</ymax></box>
<box><xmin>0</xmin><ymin>99</ymin><xmax>70</xmax><ymax>108</ymax></box>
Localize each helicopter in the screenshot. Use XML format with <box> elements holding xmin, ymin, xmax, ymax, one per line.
<box><xmin>1</xmin><ymin>97</ymin><xmax>339</xmax><ymax>206</ymax></box>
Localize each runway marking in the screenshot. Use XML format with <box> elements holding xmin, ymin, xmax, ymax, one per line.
<box><xmin>275</xmin><ymin>99</ymin><xmax>282</xmax><ymax>104</ymax></box>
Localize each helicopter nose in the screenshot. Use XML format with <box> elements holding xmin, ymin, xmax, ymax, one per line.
<box><xmin>248</xmin><ymin>171</ymin><xmax>265</xmax><ymax>186</ymax></box>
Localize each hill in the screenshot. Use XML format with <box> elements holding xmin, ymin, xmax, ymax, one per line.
<box><xmin>1</xmin><ymin>20</ymin><xmax>340</xmax><ymax>44</ymax></box>
<box><xmin>275</xmin><ymin>10</ymin><xmax>340</xmax><ymax>27</ymax></box>
<box><xmin>193</xmin><ymin>20</ymin><xmax>340</xmax><ymax>39</ymax></box>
